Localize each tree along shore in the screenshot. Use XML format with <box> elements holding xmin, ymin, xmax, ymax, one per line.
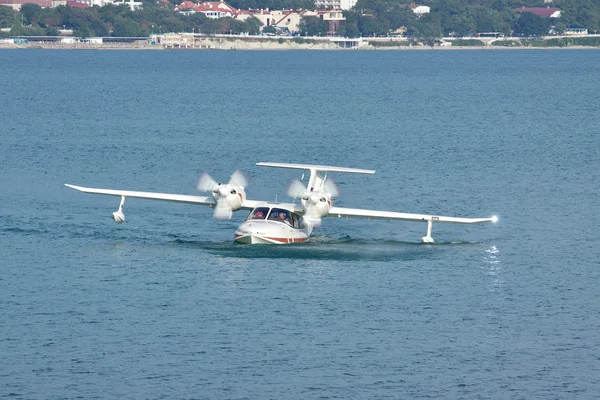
<box><xmin>1</xmin><ymin>0</ymin><xmax>600</xmax><ymax>42</ymax></box>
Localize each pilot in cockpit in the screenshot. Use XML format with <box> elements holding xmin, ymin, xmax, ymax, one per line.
<box><xmin>252</xmin><ymin>209</ymin><xmax>265</xmax><ymax>219</ymax></box>
<box><xmin>278</xmin><ymin>211</ymin><xmax>291</xmax><ymax>225</ymax></box>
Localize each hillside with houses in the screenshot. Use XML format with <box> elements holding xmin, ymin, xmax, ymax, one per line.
<box><xmin>0</xmin><ymin>0</ymin><xmax>599</xmax><ymax>41</ymax></box>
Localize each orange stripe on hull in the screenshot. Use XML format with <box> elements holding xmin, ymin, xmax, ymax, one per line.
<box><xmin>234</xmin><ymin>234</ymin><xmax>308</xmax><ymax>244</ymax></box>
<box><xmin>264</xmin><ymin>236</ymin><xmax>308</xmax><ymax>243</ymax></box>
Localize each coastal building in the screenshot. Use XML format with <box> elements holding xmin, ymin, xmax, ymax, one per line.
<box><xmin>250</xmin><ymin>9</ymin><xmax>279</xmax><ymax>28</ymax></box>
<box><xmin>114</xmin><ymin>0</ymin><xmax>142</xmax><ymax>11</ymax></box>
<box><xmin>0</xmin><ymin>0</ymin><xmax>58</xmax><ymax>10</ymax></box>
<box><xmin>564</xmin><ymin>27</ymin><xmax>588</xmax><ymax>35</ymax></box>
<box><xmin>314</xmin><ymin>0</ymin><xmax>356</xmax><ymax>11</ymax></box>
<box><xmin>175</xmin><ymin>0</ymin><xmax>238</xmax><ymax>19</ymax></box>
<box><xmin>0</xmin><ymin>0</ymin><xmax>113</xmax><ymax>9</ymax></box>
<box><xmin>174</xmin><ymin>0</ymin><xmax>346</xmax><ymax>34</ymax></box>
<box><xmin>408</xmin><ymin>3</ymin><xmax>430</xmax><ymax>15</ymax></box>
<box><xmin>269</xmin><ymin>10</ymin><xmax>303</xmax><ymax>32</ymax></box>
<box><xmin>396</xmin><ymin>3</ymin><xmax>430</xmax><ymax>16</ymax></box>
<box><xmin>515</xmin><ymin>6</ymin><xmax>561</xmax><ymax>18</ymax></box>
<box><xmin>235</xmin><ymin>9</ymin><xmax>257</xmax><ymax>22</ymax></box>
<box><xmin>320</xmin><ymin>10</ymin><xmax>346</xmax><ymax>35</ymax></box>
<box><xmin>391</xmin><ymin>25</ymin><xmax>407</xmax><ymax>36</ymax></box>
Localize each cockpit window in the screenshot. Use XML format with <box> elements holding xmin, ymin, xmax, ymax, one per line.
<box><xmin>268</xmin><ymin>208</ymin><xmax>292</xmax><ymax>225</ymax></box>
<box><xmin>248</xmin><ymin>207</ymin><xmax>269</xmax><ymax>220</ymax></box>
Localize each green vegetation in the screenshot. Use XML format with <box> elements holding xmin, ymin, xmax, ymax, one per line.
<box><xmin>299</xmin><ymin>15</ymin><xmax>327</xmax><ymax>36</ymax></box>
<box><xmin>491</xmin><ymin>39</ymin><xmax>522</xmax><ymax>46</ymax></box>
<box><xmin>0</xmin><ymin>6</ymin><xmax>16</xmax><ymax>29</ymax></box>
<box><xmin>227</xmin><ymin>0</ymin><xmax>314</xmax><ymax>10</ymax></box>
<box><xmin>513</xmin><ymin>12</ymin><xmax>551</xmax><ymax>36</ymax></box>
<box><xmin>2</xmin><ymin>0</ymin><xmax>600</xmax><ymax>41</ymax></box>
<box><xmin>451</xmin><ymin>39</ymin><xmax>485</xmax><ymax>46</ymax></box>
<box><xmin>4</xmin><ymin>0</ymin><xmax>265</xmax><ymax>37</ymax></box>
<box><xmin>528</xmin><ymin>36</ymin><xmax>600</xmax><ymax>46</ymax></box>
<box><xmin>340</xmin><ymin>0</ymin><xmax>600</xmax><ymax>39</ymax></box>
<box><xmin>367</xmin><ymin>39</ymin><xmax>410</xmax><ymax>46</ymax></box>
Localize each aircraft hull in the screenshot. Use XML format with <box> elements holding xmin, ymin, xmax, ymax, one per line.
<box><xmin>234</xmin><ymin>220</ymin><xmax>310</xmax><ymax>245</ymax></box>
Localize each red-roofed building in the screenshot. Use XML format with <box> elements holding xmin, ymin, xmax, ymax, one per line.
<box><xmin>176</xmin><ymin>0</ymin><xmax>239</xmax><ymax>18</ymax></box>
<box><xmin>195</xmin><ymin>1</ymin><xmax>237</xmax><ymax>18</ymax></box>
<box><xmin>515</xmin><ymin>6</ymin><xmax>561</xmax><ymax>18</ymax></box>
<box><xmin>235</xmin><ymin>9</ymin><xmax>257</xmax><ymax>22</ymax></box>
<box><xmin>396</xmin><ymin>3</ymin><xmax>430</xmax><ymax>15</ymax></box>
<box><xmin>0</xmin><ymin>0</ymin><xmax>93</xmax><ymax>10</ymax></box>
<box><xmin>175</xmin><ymin>0</ymin><xmax>195</xmax><ymax>10</ymax></box>
<box><xmin>66</xmin><ymin>0</ymin><xmax>89</xmax><ymax>7</ymax></box>
<box><xmin>0</xmin><ymin>0</ymin><xmax>54</xmax><ymax>10</ymax></box>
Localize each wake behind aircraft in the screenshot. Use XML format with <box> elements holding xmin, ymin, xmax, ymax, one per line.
<box><xmin>65</xmin><ymin>162</ymin><xmax>498</xmax><ymax>244</ymax></box>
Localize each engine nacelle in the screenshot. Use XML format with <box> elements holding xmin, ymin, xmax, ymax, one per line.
<box><xmin>226</xmin><ymin>186</ymin><xmax>246</xmax><ymax>211</ymax></box>
<box><xmin>301</xmin><ymin>193</ymin><xmax>331</xmax><ymax>220</ymax></box>
<box><xmin>213</xmin><ymin>184</ymin><xmax>246</xmax><ymax>211</ymax></box>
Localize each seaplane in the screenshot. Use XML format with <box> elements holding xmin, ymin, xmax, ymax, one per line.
<box><xmin>65</xmin><ymin>162</ymin><xmax>498</xmax><ymax>244</ymax></box>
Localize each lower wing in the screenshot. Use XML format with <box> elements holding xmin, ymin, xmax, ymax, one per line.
<box><xmin>65</xmin><ymin>184</ymin><xmax>217</xmax><ymax>206</ymax></box>
<box><xmin>65</xmin><ymin>184</ymin><xmax>264</xmax><ymax>210</ymax></box>
<box><xmin>328</xmin><ymin>206</ymin><xmax>498</xmax><ymax>224</ymax></box>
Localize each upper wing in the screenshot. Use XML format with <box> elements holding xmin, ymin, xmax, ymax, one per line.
<box><xmin>256</xmin><ymin>162</ymin><xmax>375</xmax><ymax>175</ymax></box>
<box><xmin>328</xmin><ymin>206</ymin><xmax>497</xmax><ymax>224</ymax></box>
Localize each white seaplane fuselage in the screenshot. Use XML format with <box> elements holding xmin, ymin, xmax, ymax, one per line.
<box><xmin>234</xmin><ymin>205</ymin><xmax>312</xmax><ymax>244</ymax></box>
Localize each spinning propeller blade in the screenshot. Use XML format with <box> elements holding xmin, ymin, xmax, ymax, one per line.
<box><xmin>323</xmin><ymin>178</ymin><xmax>339</xmax><ymax>197</ymax></box>
<box><xmin>287</xmin><ymin>179</ymin><xmax>307</xmax><ymax>198</ymax></box>
<box><xmin>196</xmin><ymin>170</ymin><xmax>247</xmax><ymax>220</ymax></box>
<box><xmin>213</xmin><ymin>205</ymin><xmax>233</xmax><ymax>220</ymax></box>
<box><xmin>196</xmin><ymin>172</ymin><xmax>218</xmax><ymax>192</ymax></box>
<box><xmin>228</xmin><ymin>170</ymin><xmax>247</xmax><ymax>188</ymax></box>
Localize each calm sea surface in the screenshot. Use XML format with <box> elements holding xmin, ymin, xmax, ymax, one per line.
<box><xmin>1</xmin><ymin>49</ymin><xmax>599</xmax><ymax>399</ymax></box>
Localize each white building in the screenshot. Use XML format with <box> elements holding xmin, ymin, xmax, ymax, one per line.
<box><xmin>113</xmin><ymin>0</ymin><xmax>142</xmax><ymax>11</ymax></box>
<box><xmin>314</xmin><ymin>0</ymin><xmax>356</xmax><ymax>11</ymax></box>
<box><xmin>397</xmin><ymin>3</ymin><xmax>430</xmax><ymax>16</ymax></box>
<box><xmin>408</xmin><ymin>3</ymin><xmax>430</xmax><ymax>15</ymax></box>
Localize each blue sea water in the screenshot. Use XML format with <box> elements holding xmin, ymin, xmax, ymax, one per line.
<box><xmin>1</xmin><ymin>49</ymin><xmax>600</xmax><ymax>399</ymax></box>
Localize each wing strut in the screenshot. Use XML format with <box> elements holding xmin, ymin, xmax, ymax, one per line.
<box><xmin>112</xmin><ymin>196</ymin><xmax>126</xmax><ymax>223</ymax></box>
<box><xmin>422</xmin><ymin>220</ymin><xmax>434</xmax><ymax>243</ymax></box>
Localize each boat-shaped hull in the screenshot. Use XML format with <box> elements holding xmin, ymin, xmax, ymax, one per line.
<box><xmin>234</xmin><ymin>219</ymin><xmax>310</xmax><ymax>245</ymax></box>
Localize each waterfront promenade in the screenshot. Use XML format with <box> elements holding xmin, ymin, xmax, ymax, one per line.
<box><xmin>1</xmin><ymin>33</ymin><xmax>599</xmax><ymax>50</ymax></box>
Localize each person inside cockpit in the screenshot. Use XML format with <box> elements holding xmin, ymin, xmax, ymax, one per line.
<box><xmin>278</xmin><ymin>212</ymin><xmax>291</xmax><ymax>225</ymax></box>
<box><xmin>250</xmin><ymin>207</ymin><xmax>269</xmax><ymax>220</ymax></box>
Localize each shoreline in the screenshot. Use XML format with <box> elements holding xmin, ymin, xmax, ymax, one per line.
<box><xmin>1</xmin><ymin>45</ymin><xmax>598</xmax><ymax>51</ymax></box>
<box><xmin>1</xmin><ymin>40</ymin><xmax>599</xmax><ymax>51</ymax></box>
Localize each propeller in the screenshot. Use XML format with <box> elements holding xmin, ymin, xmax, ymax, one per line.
<box><xmin>287</xmin><ymin>179</ymin><xmax>307</xmax><ymax>199</ymax></box>
<box><xmin>196</xmin><ymin>170</ymin><xmax>247</xmax><ymax>220</ymax></box>
<box><xmin>196</xmin><ymin>170</ymin><xmax>247</xmax><ymax>192</ymax></box>
<box><xmin>323</xmin><ymin>178</ymin><xmax>339</xmax><ymax>198</ymax></box>
<box><xmin>286</xmin><ymin>177</ymin><xmax>339</xmax><ymax>198</ymax></box>
<box><xmin>286</xmin><ymin>177</ymin><xmax>338</xmax><ymax>226</ymax></box>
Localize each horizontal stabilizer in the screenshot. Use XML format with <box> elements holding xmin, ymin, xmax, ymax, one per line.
<box><xmin>257</xmin><ymin>162</ymin><xmax>375</xmax><ymax>175</ymax></box>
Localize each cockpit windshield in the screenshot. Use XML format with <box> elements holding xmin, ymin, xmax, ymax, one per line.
<box><xmin>248</xmin><ymin>207</ymin><xmax>269</xmax><ymax>220</ymax></box>
<box><xmin>268</xmin><ymin>208</ymin><xmax>291</xmax><ymax>224</ymax></box>
<box><xmin>247</xmin><ymin>207</ymin><xmax>302</xmax><ymax>229</ymax></box>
